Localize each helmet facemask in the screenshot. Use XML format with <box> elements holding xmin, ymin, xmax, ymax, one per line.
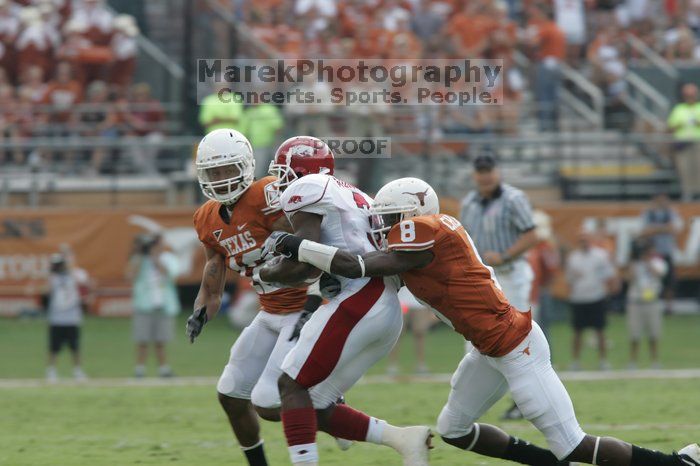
<box><xmin>197</xmin><ymin>155</ymin><xmax>254</xmax><ymax>205</ymax></box>
<box><xmin>370</xmin><ymin>204</ymin><xmax>419</xmax><ymax>250</ymax></box>
<box><xmin>265</xmin><ymin>161</ymin><xmax>332</xmax><ymax>208</ymax></box>
<box><xmin>265</xmin><ymin>160</ymin><xmax>298</xmax><ymax>208</ymax></box>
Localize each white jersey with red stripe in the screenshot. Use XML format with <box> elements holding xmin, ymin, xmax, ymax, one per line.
<box><xmin>279</xmin><ymin>174</ymin><xmax>378</xmax><ymax>256</ymax></box>
<box><xmin>277</xmin><ymin>174</ymin><xmax>403</xmax><ymax>403</ymax></box>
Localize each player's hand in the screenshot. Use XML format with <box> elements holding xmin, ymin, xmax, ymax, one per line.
<box><xmin>186</xmin><ymin>306</ymin><xmax>208</xmax><ymax>343</ymax></box>
<box><xmin>261</xmin><ymin>231</ymin><xmax>292</xmax><ymax>261</ymax></box>
<box><xmin>288</xmin><ymin>310</ymin><xmax>313</xmax><ymax>342</ymax></box>
<box><xmin>319</xmin><ymin>273</ymin><xmax>341</xmax><ymax>299</ymax></box>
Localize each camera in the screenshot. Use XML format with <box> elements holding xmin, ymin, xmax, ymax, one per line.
<box><xmin>630</xmin><ymin>238</ymin><xmax>653</xmax><ymax>261</ymax></box>
<box><xmin>134</xmin><ymin>233</ymin><xmax>160</xmax><ymax>255</ymax></box>
<box><xmin>50</xmin><ymin>253</ymin><xmax>67</xmax><ymax>274</ymax></box>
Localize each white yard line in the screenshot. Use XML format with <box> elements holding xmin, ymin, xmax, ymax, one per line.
<box><xmin>1</xmin><ymin>368</ymin><xmax>700</xmax><ymax>389</ymax></box>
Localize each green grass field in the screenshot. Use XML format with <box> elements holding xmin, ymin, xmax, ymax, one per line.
<box><xmin>1</xmin><ymin>314</ymin><xmax>699</xmax><ymax>465</ymax></box>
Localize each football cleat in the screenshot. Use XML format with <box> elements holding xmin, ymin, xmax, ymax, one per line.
<box><xmin>678</xmin><ymin>444</ymin><xmax>700</xmax><ymax>465</ymax></box>
<box><xmin>383</xmin><ymin>425</ymin><xmax>432</xmax><ymax>466</ymax></box>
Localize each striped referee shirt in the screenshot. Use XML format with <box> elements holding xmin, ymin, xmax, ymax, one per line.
<box><xmin>459</xmin><ymin>183</ymin><xmax>535</xmax><ymax>259</ymax></box>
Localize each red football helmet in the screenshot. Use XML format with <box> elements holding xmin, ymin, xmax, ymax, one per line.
<box><xmin>266</xmin><ymin>136</ymin><xmax>335</xmax><ymax>207</ymax></box>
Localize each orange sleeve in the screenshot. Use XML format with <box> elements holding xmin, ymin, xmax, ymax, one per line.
<box><xmin>387</xmin><ymin>217</ymin><xmax>437</xmax><ymax>251</ymax></box>
<box><xmin>193</xmin><ymin>202</ymin><xmax>217</xmax><ymax>248</ymax></box>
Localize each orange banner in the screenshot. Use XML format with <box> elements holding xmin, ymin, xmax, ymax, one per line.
<box><xmin>1</xmin><ymin>202</ymin><xmax>699</xmax><ymax>314</ymax></box>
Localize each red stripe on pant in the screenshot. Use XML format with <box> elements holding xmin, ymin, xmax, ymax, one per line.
<box><xmin>295</xmin><ymin>277</ymin><xmax>385</xmax><ymax>388</ymax></box>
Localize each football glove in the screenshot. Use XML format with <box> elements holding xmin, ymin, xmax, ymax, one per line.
<box><xmin>319</xmin><ymin>273</ymin><xmax>341</xmax><ymax>299</ymax></box>
<box><xmin>186</xmin><ymin>306</ymin><xmax>208</xmax><ymax>343</ymax></box>
<box><xmin>262</xmin><ymin>231</ymin><xmax>305</xmax><ymax>261</ymax></box>
<box><xmin>261</xmin><ymin>231</ymin><xmax>292</xmax><ymax>261</ymax></box>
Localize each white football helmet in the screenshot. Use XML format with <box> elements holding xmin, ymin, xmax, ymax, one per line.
<box><xmin>371</xmin><ymin>177</ymin><xmax>439</xmax><ymax>244</ymax></box>
<box><xmin>196</xmin><ymin>129</ymin><xmax>255</xmax><ymax>205</ymax></box>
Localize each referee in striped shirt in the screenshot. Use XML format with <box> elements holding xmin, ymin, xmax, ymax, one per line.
<box><xmin>460</xmin><ymin>154</ymin><xmax>538</xmax><ymax>420</ymax></box>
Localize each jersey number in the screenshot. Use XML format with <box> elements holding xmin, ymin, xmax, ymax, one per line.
<box><xmin>400</xmin><ymin>221</ymin><xmax>416</xmax><ymax>242</ymax></box>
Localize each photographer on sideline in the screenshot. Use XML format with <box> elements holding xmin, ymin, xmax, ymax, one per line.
<box><xmin>45</xmin><ymin>253</ymin><xmax>89</xmax><ymax>383</ymax></box>
<box><xmin>126</xmin><ymin>233</ymin><xmax>181</xmax><ymax>378</ymax></box>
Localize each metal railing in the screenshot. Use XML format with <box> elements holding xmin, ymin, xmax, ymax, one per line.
<box><xmin>625</xmin><ymin>33</ymin><xmax>679</xmax><ymax>81</ymax></box>
<box><xmin>0</xmin><ymin>130</ymin><xmax>685</xmax><ymax>207</ymax></box>
<box><xmin>558</xmin><ymin>61</ymin><xmax>606</xmax><ymax>129</ymax></box>
<box><xmin>621</xmin><ymin>71</ymin><xmax>672</xmax><ymax>130</ymax></box>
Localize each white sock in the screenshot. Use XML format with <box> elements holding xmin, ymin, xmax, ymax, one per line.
<box><xmin>288</xmin><ymin>443</ymin><xmax>318</xmax><ymax>464</ymax></box>
<box><xmin>379</xmin><ymin>423</ymin><xmax>404</xmax><ymax>448</ymax></box>
<box><xmin>366</xmin><ymin>417</ymin><xmax>387</xmax><ymax>444</ymax></box>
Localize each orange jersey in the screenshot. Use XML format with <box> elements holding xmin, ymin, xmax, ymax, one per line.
<box><xmin>387</xmin><ymin>214</ymin><xmax>532</xmax><ymax>357</ymax></box>
<box><xmin>193</xmin><ymin>177</ymin><xmax>307</xmax><ymax>314</ymax></box>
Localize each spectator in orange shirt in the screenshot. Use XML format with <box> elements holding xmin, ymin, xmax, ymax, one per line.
<box><xmin>446</xmin><ymin>2</ymin><xmax>494</xmax><ymax>57</ymax></box>
<box><xmin>524</xmin><ymin>4</ymin><xmax>566</xmax><ymax>131</ymax></box>
<box><xmin>42</xmin><ymin>61</ymin><xmax>83</xmax><ymax>136</ymax></box>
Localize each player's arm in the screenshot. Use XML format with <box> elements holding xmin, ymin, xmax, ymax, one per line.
<box><xmin>269</xmin><ymin>214</ymin><xmax>293</xmax><ymax>233</ymax></box>
<box><xmin>186</xmin><ymin>245</ymin><xmax>226</xmax><ymax>342</ymax></box>
<box><xmin>333</xmin><ymin>248</ymin><xmax>433</xmax><ymax>278</ymax></box>
<box><xmin>267</xmin><ymin>234</ymin><xmax>433</xmax><ymax>278</ymax></box>
<box><xmin>259</xmin><ymin>211</ymin><xmax>323</xmax><ymax>285</ymax></box>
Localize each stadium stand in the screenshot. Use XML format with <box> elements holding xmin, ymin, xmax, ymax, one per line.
<box><xmin>0</xmin><ymin>0</ymin><xmax>699</xmax><ymax>207</ymax></box>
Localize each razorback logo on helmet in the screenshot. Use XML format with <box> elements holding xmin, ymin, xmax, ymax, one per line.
<box><xmin>288</xmin><ymin>195</ymin><xmax>303</xmax><ymax>204</ymax></box>
<box><xmin>288</xmin><ymin>144</ymin><xmax>315</xmax><ymax>157</ymax></box>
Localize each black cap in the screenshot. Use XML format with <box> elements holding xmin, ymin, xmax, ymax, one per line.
<box><xmin>473</xmin><ymin>154</ymin><xmax>497</xmax><ymax>171</ymax></box>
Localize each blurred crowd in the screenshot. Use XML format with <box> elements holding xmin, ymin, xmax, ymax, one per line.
<box><xmin>225</xmin><ymin>0</ymin><xmax>700</xmax><ymax>134</ymax></box>
<box><xmin>0</xmin><ymin>0</ymin><xmax>166</xmax><ymax>172</ymax></box>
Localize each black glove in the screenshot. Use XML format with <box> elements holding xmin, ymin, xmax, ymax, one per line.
<box><xmin>261</xmin><ymin>231</ymin><xmax>304</xmax><ymax>261</ymax></box>
<box><xmin>288</xmin><ymin>310</ymin><xmax>313</xmax><ymax>342</ymax></box>
<box><xmin>186</xmin><ymin>306</ymin><xmax>208</xmax><ymax>343</ymax></box>
<box><xmin>319</xmin><ymin>273</ymin><xmax>341</xmax><ymax>299</ymax></box>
